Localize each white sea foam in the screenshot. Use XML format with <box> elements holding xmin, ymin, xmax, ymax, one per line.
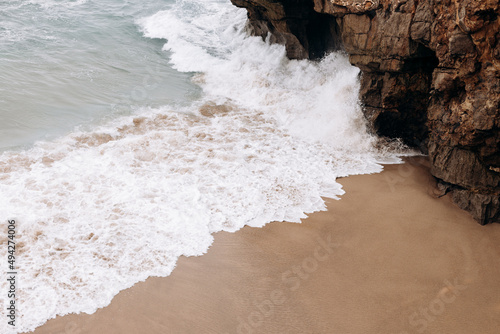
<box><xmin>0</xmin><ymin>0</ymin><xmax>409</xmax><ymax>333</ymax></box>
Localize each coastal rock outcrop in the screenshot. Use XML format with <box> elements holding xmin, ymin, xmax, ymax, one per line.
<box><xmin>230</xmin><ymin>0</ymin><xmax>342</xmax><ymax>59</ymax></box>
<box><xmin>232</xmin><ymin>0</ymin><xmax>500</xmax><ymax>224</ymax></box>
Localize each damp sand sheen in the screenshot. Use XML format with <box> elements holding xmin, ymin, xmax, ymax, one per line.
<box><xmin>1</xmin><ymin>1</ymin><xmax>499</xmax><ymax>334</ymax></box>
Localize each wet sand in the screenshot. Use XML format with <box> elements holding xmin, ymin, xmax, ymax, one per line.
<box><xmin>31</xmin><ymin>157</ymin><xmax>500</xmax><ymax>334</ymax></box>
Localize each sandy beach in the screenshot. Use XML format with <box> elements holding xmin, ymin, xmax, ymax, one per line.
<box><xmin>30</xmin><ymin>157</ymin><xmax>500</xmax><ymax>334</ymax></box>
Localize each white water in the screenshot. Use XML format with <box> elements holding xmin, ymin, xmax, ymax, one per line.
<box><xmin>0</xmin><ymin>0</ymin><xmax>408</xmax><ymax>333</ymax></box>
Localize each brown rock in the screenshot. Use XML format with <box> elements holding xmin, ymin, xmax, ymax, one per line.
<box><xmin>314</xmin><ymin>0</ymin><xmax>380</xmax><ymax>15</ymax></box>
<box><xmin>449</xmin><ymin>30</ymin><xmax>476</xmax><ymax>55</ymax></box>
<box><xmin>452</xmin><ymin>190</ymin><xmax>500</xmax><ymax>226</ymax></box>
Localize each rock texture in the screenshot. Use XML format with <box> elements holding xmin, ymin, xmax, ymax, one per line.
<box><xmin>231</xmin><ymin>0</ymin><xmax>345</xmax><ymax>59</ymax></box>
<box><xmin>232</xmin><ymin>0</ymin><xmax>500</xmax><ymax>224</ymax></box>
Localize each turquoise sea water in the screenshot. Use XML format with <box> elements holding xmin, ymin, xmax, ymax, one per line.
<box><xmin>0</xmin><ymin>0</ymin><xmax>198</xmax><ymax>150</ymax></box>
<box><xmin>0</xmin><ymin>1</ymin><xmax>407</xmax><ymax>332</ymax></box>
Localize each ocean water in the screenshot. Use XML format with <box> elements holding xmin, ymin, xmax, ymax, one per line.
<box><xmin>0</xmin><ymin>0</ymin><xmax>407</xmax><ymax>332</ymax></box>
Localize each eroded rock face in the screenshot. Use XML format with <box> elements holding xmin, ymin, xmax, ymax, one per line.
<box><xmin>231</xmin><ymin>0</ymin><xmax>342</xmax><ymax>60</ymax></box>
<box><xmin>424</xmin><ymin>1</ymin><xmax>500</xmax><ymax>224</ymax></box>
<box><xmin>233</xmin><ymin>0</ymin><xmax>500</xmax><ymax>224</ymax></box>
<box><xmin>315</xmin><ymin>0</ymin><xmax>380</xmax><ymax>14</ymax></box>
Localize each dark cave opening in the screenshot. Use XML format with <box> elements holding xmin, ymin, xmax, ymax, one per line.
<box><xmin>306</xmin><ymin>13</ymin><xmax>342</xmax><ymax>59</ymax></box>
<box><xmin>373</xmin><ymin>44</ymin><xmax>439</xmax><ymax>151</ymax></box>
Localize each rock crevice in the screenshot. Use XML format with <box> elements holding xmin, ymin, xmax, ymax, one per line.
<box><xmin>232</xmin><ymin>0</ymin><xmax>342</xmax><ymax>59</ymax></box>
<box><xmin>232</xmin><ymin>0</ymin><xmax>500</xmax><ymax>224</ymax></box>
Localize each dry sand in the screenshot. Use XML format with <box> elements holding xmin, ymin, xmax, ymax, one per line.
<box><xmin>31</xmin><ymin>157</ymin><xmax>500</xmax><ymax>334</ymax></box>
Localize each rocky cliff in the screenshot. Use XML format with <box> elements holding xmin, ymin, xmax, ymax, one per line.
<box><xmin>231</xmin><ymin>0</ymin><xmax>500</xmax><ymax>224</ymax></box>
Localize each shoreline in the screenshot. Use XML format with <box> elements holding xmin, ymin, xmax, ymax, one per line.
<box><xmin>30</xmin><ymin>157</ymin><xmax>500</xmax><ymax>334</ymax></box>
